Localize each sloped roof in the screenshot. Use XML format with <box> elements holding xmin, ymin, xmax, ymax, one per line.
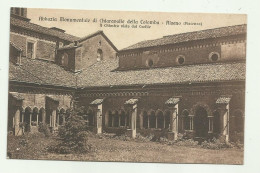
<box><xmin>9</xmin><ymin>57</ymin><xmax>245</xmax><ymax>89</ymax></box>
<box><xmin>9</xmin><ymin>57</ymin><xmax>77</xmax><ymax>88</ymax></box>
<box><xmin>10</xmin><ymin>41</ymin><xmax>22</xmax><ymax>51</ymax></box>
<box><xmin>77</xmin><ymin>30</ymin><xmax>118</xmax><ymax>52</ymax></box>
<box><xmin>10</xmin><ymin>17</ymin><xmax>79</xmax><ymax>42</ymax></box>
<box><xmin>122</xmin><ymin>24</ymin><xmax>247</xmax><ymax>51</ymax></box>
<box><xmin>9</xmin><ymin>92</ymin><xmax>24</xmax><ymax>100</ymax></box>
<box><xmin>77</xmin><ymin>59</ymin><xmax>246</xmax><ymax>88</ymax></box>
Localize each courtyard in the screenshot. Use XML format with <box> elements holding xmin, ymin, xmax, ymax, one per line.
<box><xmin>7</xmin><ymin>133</ymin><xmax>243</xmax><ymax>164</ymax></box>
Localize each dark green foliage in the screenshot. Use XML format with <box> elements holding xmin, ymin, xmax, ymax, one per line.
<box><xmin>48</xmin><ymin>106</ymin><xmax>93</xmax><ymax>154</ymax></box>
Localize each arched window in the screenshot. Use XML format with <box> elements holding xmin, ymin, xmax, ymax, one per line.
<box><xmin>61</xmin><ymin>53</ymin><xmax>69</xmax><ymax>66</ymax></box>
<box><xmin>209</xmin><ymin>52</ymin><xmax>220</xmax><ymax>62</ymax></box>
<box><xmin>146</xmin><ymin>59</ymin><xmax>154</xmax><ymax>68</ymax></box>
<box><xmin>176</xmin><ymin>55</ymin><xmax>185</xmax><ymax>65</ymax></box>
<box><xmin>97</xmin><ymin>49</ymin><xmax>103</xmax><ymax>61</ymax></box>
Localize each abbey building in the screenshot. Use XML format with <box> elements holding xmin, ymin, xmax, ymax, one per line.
<box><xmin>8</xmin><ymin>8</ymin><xmax>246</xmax><ymax>143</ymax></box>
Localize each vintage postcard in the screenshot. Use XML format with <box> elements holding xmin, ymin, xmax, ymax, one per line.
<box><xmin>7</xmin><ymin>8</ymin><xmax>246</xmax><ymax>164</ymax></box>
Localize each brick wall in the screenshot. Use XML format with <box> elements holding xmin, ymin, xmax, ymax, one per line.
<box><xmin>10</xmin><ymin>32</ymin><xmax>57</xmax><ymax>61</ymax></box>
<box><xmin>78</xmin><ymin>34</ymin><xmax>117</xmax><ymax>69</ymax></box>
<box><xmin>118</xmin><ymin>35</ymin><xmax>246</xmax><ymax>70</ymax></box>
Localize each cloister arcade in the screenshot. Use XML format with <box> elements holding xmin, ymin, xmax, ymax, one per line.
<box><xmin>8</xmin><ymin>95</ymin><xmax>245</xmax><ymax>142</ymax></box>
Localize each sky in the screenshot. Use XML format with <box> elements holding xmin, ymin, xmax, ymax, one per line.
<box><xmin>27</xmin><ymin>8</ymin><xmax>247</xmax><ymax>50</ymax></box>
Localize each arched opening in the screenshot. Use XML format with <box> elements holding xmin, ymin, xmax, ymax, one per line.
<box><xmin>120</xmin><ymin>110</ymin><xmax>126</xmax><ymax>127</ymax></box>
<box><xmin>213</xmin><ymin>110</ymin><xmax>221</xmax><ymax>134</ymax></box>
<box><xmin>39</xmin><ymin>108</ymin><xmax>45</xmax><ymax>124</ymax></box>
<box><xmin>32</xmin><ymin>108</ymin><xmax>38</xmax><ymax>126</ymax></box>
<box><xmin>164</xmin><ymin>110</ymin><xmax>171</xmax><ymax>129</ymax></box>
<box><xmin>157</xmin><ymin>111</ymin><xmax>164</xmax><ymax>129</ymax></box>
<box><xmin>114</xmin><ymin>111</ymin><xmax>119</xmax><ymax>127</ymax></box>
<box><xmin>61</xmin><ymin>53</ymin><xmax>69</xmax><ymax>66</ymax></box>
<box><xmin>97</xmin><ymin>49</ymin><xmax>103</xmax><ymax>61</ymax></box>
<box><xmin>143</xmin><ymin>111</ymin><xmax>149</xmax><ymax>129</ymax></box>
<box><xmin>24</xmin><ymin>107</ymin><xmax>31</xmax><ymax>132</ymax></box>
<box><xmin>108</xmin><ymin>111</ymin><xmax>113</xmax><ymax>127</ymax></box>
<box><xmin>149</xmin><ymin>111</ymin><xmax>156</xmax><ymax>128</ymax></box>
<box><xmin>126</xmin><ymin>111</ymin><xmax>130</xmax><ymax>127</ymax></box>
<box><xmin>182</xmin><ymin>109</ymin><xmax>190</xmax><ymax>131</ymax></box>
<box><xmin>194</xmin><ymin>106</ymin><xmax>208</xmax><ymax>137</ymax></box>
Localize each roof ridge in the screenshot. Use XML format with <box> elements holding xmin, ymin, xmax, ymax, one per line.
<box><xmin>121</xmin><ymin>24</ymin><xmax>247</xmax><ymax>51</ymax></box>
<box><xmin>11</xmin><ymin>16</ymin><xmax>80</xmax><ymax>41</ymax></box>
<box><xmin>163</xmin><ymin>24</ymin><xmax>247</xmax><ymax>38</ymax></box>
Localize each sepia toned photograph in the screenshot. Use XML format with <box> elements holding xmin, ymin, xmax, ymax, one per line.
<box><xmin>7</xmin><ymin>7</ymin><xmax>246</xmax><ymax>164</ymax></box>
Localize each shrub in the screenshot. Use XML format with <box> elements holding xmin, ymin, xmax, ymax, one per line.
<box><xmin>135</xmin><ymin>133</ymin><xmax>154</xmax><ymax>142</ymax></box>
<box><xmin>38</xmin><ymin>123</ymin><xmax>51</xmax><ymax>137</ymax></box>
<box><xmin>48</xmin><ymin>107</ymin><xmax>93</xmax><ymax>154</ymax></box>
<box><xmin>201</xmin><ymin>138</ymin><xmax>232</xmax><ymax>150</ymax></box>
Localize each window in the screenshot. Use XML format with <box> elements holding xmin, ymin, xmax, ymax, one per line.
<box><xmin>27</xmin><ymin>42</ymin><xmax>35</xmax><ymax>59</ymax></box>
<box><xmin>146</xmin><ymin>59</ymin><xmax>154</xmax><ymax>68</ymax></box>
<box><xmin>209</xmin><ymin>52</ymin><xmax>220</xmax><ymax>62</ymax></box>
<box><xmin>97</xmin><ymin>49</ymin><xmax>103</xmax><ymax>61</ymax></box>
<box><xmin>176</xmin><ymin>55</ymin><xmax>185</xmax><ymax>65</ymax></box>
<box><xmin>61</xmin><ymin>53</ymin><xmax>69</xmax><ymax>66</ymax></box>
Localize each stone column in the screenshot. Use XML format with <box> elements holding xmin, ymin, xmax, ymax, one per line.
<box><xmin>52</xmin><ymin>110</ymin><xmax>56</xmax><ymax>128</ymax></box>
<box><xmin>42</xmin><ymin>110</ymin><xmax>46</xmax><ymax>124</ymax></box>
<box><xmin>118</xmin><ymin>115</ymin><xmax>121</xmax><ymax>127</ymax></box>
<box><xmin>163</xmin><ymin>116</ymin><xmax>166</xmax><ymax>129</ymax></box>
<box><xmin>169</xmin><ymin>104</ymin><xmax>178</xmax><ymax>140</ymax></box>
<box><xmin>36</xmin><ymin>113</ymin><xmax>39</xmax><ymax>126</ymax></box>
<box><xmin>29</xmin><ymin>112</ymin><xmax>32</xmax><ymax>128</ymax></box>
<box><xmin>220</xmin><ymin>104</ymin><xmax>230</xmax><ymax>142</ymax></box>
<box><xmin>14</xmin><ymin>109</ymin><xmax>21</xmax><ymax>136</ymax></box>
<box><xmin>93</xmin><ymin>104</ymin><xmax>103</xmax><ymax>134</ymax></box>
<box><xmin>155</xmin><ymin>116</ymin><xmax>158</xmax><ymax>129</ymax></box>
<box><xmin>130</xmin><ymin>104</ymin><xmax>137</xmax><ymax>138</ymax></box>
<box><xmin>139</xmin><ymin>114</ymin><xmax>143</xmax><ymax>129</ymax></box>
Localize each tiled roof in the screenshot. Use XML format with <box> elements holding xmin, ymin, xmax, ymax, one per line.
<box><xmin>9</xmin><ymin>57</ymin><xmax>245</xmax><ymax>89</ymax></box>
<box><xmin>165</xmin><ymin>97</ymin><xmax>180</xmax><ymax>105</ymax></box>
<box><xmin>122</xmin><ymin>24</ymin><xmax>247</xmax><ymax>51</ymax></box>
<box><xmin>77</xmin><ymin>59</ymin><xmax>246</xmax><ymax>88</ymax></box>
<box><xmin>10</xmin><ymin>41</ymin><xmax>22</xmax><ymax>51</ymax></box>
<box><xmin>9</xmin><ymin>92</ymin><xmax>24</xmax><ymax>100</ymax></box>
<box><xmin>10</xmin><ymin>17</ymin><xmax>79</xmax><ymax>42</ymax></box>
<box><xmin>216</xmin><ymin>96</ymin><xmax>231</xmax><ymax>104</ymax></box>
<box><xmin>9</xmin><ymin>57</ymin><xmax>77</xmax><ymax>88</ymax></box>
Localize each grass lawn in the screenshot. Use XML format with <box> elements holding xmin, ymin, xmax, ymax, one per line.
<box><xmin>7</xmin><ymin>133</ymin><xmax>243</xmax><ymax>164</ymax></box>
